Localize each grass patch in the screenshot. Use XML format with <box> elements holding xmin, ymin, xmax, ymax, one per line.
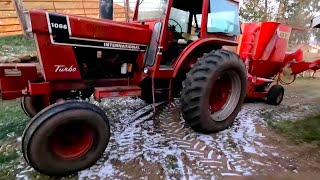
<box><xmin>0</xmin><ymin>144</ymin><xmax>20</xmax><ymax>180</ymax></box>
<box><xmin>0</xmin><ymin>100</ymin><xmax>26</xmax><ymax>178</ymax></box>
<box><xmin>0</xmin><ymin>100</ymin><xmax>28</xmax><ymax>141</ymax></box>
<box><xmin>0</xmin><ymin>35</ymin><xmax>36</xmax><ymax>57</ymax></box>
<box><xmin>0</xmin><ymin>35</ymin><xmax>35</xmax><ymax>47</ymax></box>
<box><xmin>269</xmin><ymin>115</ymin><xmax>320</xmax><ymax>146</ymax></box>
<box><xmin>0</xmin><ymin>151</ymin><xmax>18</xmax><ymax>164</ymax></box>
<box><xmin>0</xmin><ymin>163</ymin><xmax>19</xmax><ymax>180</ymax></box>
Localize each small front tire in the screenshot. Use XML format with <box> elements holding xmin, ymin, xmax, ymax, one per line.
<box><xmin>266</xmin><ymin>85</ymin><xmax>284</xmax><ymax>105</ymax></box>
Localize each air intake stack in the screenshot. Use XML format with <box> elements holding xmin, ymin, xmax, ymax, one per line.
<box><xmin>99</xmin><ymin>0</ymin><xmax>113</xmax><ymax>20</ymax></box>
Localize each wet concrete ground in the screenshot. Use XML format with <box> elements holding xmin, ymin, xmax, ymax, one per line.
<box><xmin>14</xmin><ymin>78</ymin><xmax>320</xmax><ymax>179</ymax></box>
<box><xmin>75</xmin><ymin>97</ymin><xmax>320</xmax><ymax>180</ymax></box>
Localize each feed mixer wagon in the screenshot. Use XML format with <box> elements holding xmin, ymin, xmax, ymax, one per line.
<box><xmin>237</xmin><ymin>21</ymin><xmax>320</xmax><ymax>105</ymax></box>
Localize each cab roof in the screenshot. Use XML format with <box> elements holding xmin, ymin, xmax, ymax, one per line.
<box><xmin>172</xmin><ymin>0</ymin><xmax>203</xmax><ymax>14</ymax></box>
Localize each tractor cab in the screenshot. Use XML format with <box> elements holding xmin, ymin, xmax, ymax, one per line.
<box><xmin>133</xmin><ymin>0</ymin><xmax>241</xmax><ymax>74</ymax></box>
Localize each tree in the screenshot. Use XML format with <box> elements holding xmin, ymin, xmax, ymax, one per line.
<box><xmin>240</xmin><ymin>0</ymin><xmax>268</xmax><ymax>22</ymax></box>
<box><xmin>240</xmin><ymin>0</ymin><xmax>320</xmax><ymax>43</ymax></box>
<box><xmin>284</xmin><ymin>0</ymin><xmax>320</xmax><ymax>44</ymax></box>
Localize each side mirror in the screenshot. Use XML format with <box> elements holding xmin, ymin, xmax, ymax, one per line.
<box><xmin>311</xmin><ymin>15</ymin><xmax>320</xmax><ymax>28</ymax></box>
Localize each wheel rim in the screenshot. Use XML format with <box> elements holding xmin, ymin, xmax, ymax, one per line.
<box><xmin>209</xmin><ymin>70</ymin><xmax>241</xmax><ymax>122</ymax></box>
<box><xmin>50</xmin><ymin>123</ymin><xmax>94</xmax><ymax>160</ymax></box>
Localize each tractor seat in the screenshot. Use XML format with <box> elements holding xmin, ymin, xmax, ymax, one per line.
<box><xmin>182</xmin><ymin>33</ymin><xmax>199</xmax><ymax>42</ymax></box>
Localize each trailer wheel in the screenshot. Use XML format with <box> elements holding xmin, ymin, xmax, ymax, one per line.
<box><xmin>21</xmin><ymin>96</ymin><xmax>46</xmax><ymax>118</ymax></box>
<box><xmin>266</xmin><ymin>85</ymin><xmax>284</xmax><ymax>105</ymax></box>
<box><xmin>181</xmin><ymin>50</ymin><xmax>247</xmax><ymax>133</ymax></box>
<box><xmin>22</xmin><ymin>101</ymin><xmax>110</xmax><ymax>176</ymax></box>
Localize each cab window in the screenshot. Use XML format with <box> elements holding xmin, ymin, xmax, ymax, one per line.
<box><xmin>169</xmin><ymin>7</ymin><xmax>190</xmax><ymax>33</ymax></box>
<box><xmin>207</xmin><ymin>0</ymin><xmax>241</xmax><ymax>35</ymax></box>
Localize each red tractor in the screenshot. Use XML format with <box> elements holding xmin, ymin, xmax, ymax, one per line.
<box><xmin>0</xmin><ymin>0</ymin><xmax>247</xmax><ymax>176</ymax></box>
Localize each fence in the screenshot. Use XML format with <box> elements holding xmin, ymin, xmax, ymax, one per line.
<box><xmin>0</xmin><ymin>0</ymin><xmax>136</xmax><ymax>36</ymax></box>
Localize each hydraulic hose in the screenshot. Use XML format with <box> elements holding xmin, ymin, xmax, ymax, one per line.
<box><xmin>279</xmin><ymin>73</ymin><xmax>297</xmax><ymax>85</ymax></box>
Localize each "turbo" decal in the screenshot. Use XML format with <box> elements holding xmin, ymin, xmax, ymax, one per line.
<box><xmin>54</xmin><ymin>65</ymin><xmax>77</xmax><ymax>73</ymax></box>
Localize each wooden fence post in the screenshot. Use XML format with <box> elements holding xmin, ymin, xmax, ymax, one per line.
<box><xmin>12</xmin><ymin>0</ymin><xmax>32</xmax><ymax>37</ymax></box>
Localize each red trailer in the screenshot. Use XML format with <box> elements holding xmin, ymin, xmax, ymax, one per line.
<box><xmin>237</xmin><ymin>22</ymin><xmax>320</xmax><ymax>105</ymax></box>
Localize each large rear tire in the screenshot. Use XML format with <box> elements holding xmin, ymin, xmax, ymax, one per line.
<box><xmin>21</xmin><ymin>96</ymin><xmax>46</xmax><ymax>118</ymax></box>
<box><xmin>181</xmin><ymin>50</ymin><xmax>247</xmax><ymax>133</ymax></box>
<box><xmin>22</xmin><ymin>101</ymin><xmax>110</xmax><ymax>176</ymax></box>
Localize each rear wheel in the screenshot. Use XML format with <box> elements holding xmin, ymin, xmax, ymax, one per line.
<box><xmin>21</xmin><ymin>89</ymin><xmax>94</xmax><ymax>118</ymax></box>
<box><xmin>21</xmin><ymin>96</ymin><xmax>46</xmax><ymax>118</ymax></box>
<box><xmin>266</xmin><ymin>85</ymin><xmax>284</xmax><ymax>105</ymax></box>
<box><xmin>22</xmin><ymin>101</ymin><xmax>110</xmax><ymax>176</ymax></box>
<box><xmin>181</xmin><ymin>50</ymin><xmax>247</xmax><ymax>133</ymax></box>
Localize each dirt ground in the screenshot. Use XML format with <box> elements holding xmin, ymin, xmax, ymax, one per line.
<box><xmin>0</xmin><ymin>78</ymin><xmax>319</xmax><ymax>180</ymax></box>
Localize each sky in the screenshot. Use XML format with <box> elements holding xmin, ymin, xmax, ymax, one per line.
<box><xmin>121</xmin><ymin>0</ymin><xmax>320</xmax><ymax>16</ymax></box>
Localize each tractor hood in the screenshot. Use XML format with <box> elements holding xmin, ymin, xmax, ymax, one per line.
<box><xmin>29</xmin><ymin>10</ymin><xmax>152</xmax><ymax>47</ymax></box>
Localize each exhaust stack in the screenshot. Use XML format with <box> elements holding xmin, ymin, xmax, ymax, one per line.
<box><xmin>99</xmin><ymin>0</ymin><xmax>113</xmax><ymax>20</ymax></box>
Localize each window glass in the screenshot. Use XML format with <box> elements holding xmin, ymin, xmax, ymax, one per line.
<box><xmin>196</xmin><ymin>14</ymin><xmax>202</xmax><ymax>26</ymax></box>
<box><xmin>169</xmin><ymin>8</ymin><xmax>190</xmax><ymax>33</ymax></box>
<box><xmin>138</xmin><ymin>0</ymin><xmax>167</xmax><ymax>21</ymax></box>
<box><xmin>207</xmin><ymin>0</ymin><xmax>240</xmax><ymax>35</ymax></box>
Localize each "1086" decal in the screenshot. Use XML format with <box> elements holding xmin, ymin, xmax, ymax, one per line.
<box><xmin>51</xmin><ymin>23</ymin><xmax>68</xmax><ymax>30</ymax></box>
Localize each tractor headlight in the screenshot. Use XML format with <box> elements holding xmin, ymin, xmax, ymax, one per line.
<box><xmin>143</xmin><ymin>67</ymin><xmax>149</xmax><ymax>74</ymax></box>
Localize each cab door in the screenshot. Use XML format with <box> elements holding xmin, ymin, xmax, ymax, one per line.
<box><xmin>200</xmin><ymin>0</ymin><xmax>241</xmax><ymax>41</ymax></box>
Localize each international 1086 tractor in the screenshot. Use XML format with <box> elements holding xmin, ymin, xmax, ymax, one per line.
<box><xmin>0</xmin><ymin>0</ymin><xmax>247</xmax><ymax>176</ymax></box>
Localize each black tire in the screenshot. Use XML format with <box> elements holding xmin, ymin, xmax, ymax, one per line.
<box><xmin>22</xmin><ymin>101</ymin><xmax>110</xmax><ymax>176</ymax></box>
<box><xmin>266</xmin><ymin>85</ymin><xmax>284</xmax><ymax>105</ymax></box>
<box><xmin>181</xmin><ymin>50</ymin><xmax>247</xmax><ymax>134</ymax></box>
<box><xmin>21</xmin><ymin>96</ymin><xmax>46</xmax><ymax>118</ymax></box>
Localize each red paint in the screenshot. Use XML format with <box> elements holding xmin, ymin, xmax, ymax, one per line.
<box><xmin>29</xmin><ymin>82</ymin><xmax>51</xmax><ymax>96</ymax></box>
<box><xmin>35</xmin><ymin>34</ymin><xmax>81</xmax><ymax>81</ymax></box>
<box><xmin>209</xmin><ymin>74</ymin><xmax>231</xmax><ymax>112</ymax></box>
<box><xmin>51</xmin><ymin>124</ymin><xmax>94</xmax><ymax>160</ymax></box>
<box><xmin>290</xmin><ymin>59</ymin><xmax>320</xmax><ymax>75</ymax></box>
<box><xmin>0</xmin><ymin>0</ymin><xmax>245</xmax><ymax>107</ymax></box>
<box><xmin>0</xmin><ymin>63</ymin><xmax>37</xmax><ymax>99</ymax></box>
<box><xmin>94</xmin><ymin>86</ymin><xmax>141</xmax><ymax>101</ymax></box>
<box><xmin>239</xmin><ymin>22</ymin><xmax>320</xmax><ymax>101</ymax></box>
<box><xmin>69</xmin><ymin>15</ymin><xmax>151</xmax><ymax>45</ymax></box>
<box><xmin>172</xmin><ymin>38</ymin><xmax>238</xmax><ymax>78</ymax></box>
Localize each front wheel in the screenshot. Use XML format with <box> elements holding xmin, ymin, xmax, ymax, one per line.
<box><xmin>181</xmin><ymin>50</ymin><xmax>247</xmax><ymax>133</ymax></box>
<box><xmin>22</xmin><ymin>101</ymin><xmax>110</xmax><ymax>176</ymax></box>
<box><xmin>266</xmin><ymin>85</ymin><xmax>284</xmax><ymax>105</ymax></box>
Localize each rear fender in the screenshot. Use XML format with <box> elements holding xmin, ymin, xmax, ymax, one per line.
<box><xmin>172</xmin><ymin>38</ymin><xmax>238</xmax><ymax>77</ymax></box>
<box><xmin>0</xmin><ymin>63</ymin><xmax>38</xmax><ymax>100</ymax></box>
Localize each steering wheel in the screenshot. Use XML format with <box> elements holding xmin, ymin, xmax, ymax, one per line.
<box><xmin>169</xmin><ymin>18</ymin><xmax>183</xmax><ymax>35</ymax></box>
